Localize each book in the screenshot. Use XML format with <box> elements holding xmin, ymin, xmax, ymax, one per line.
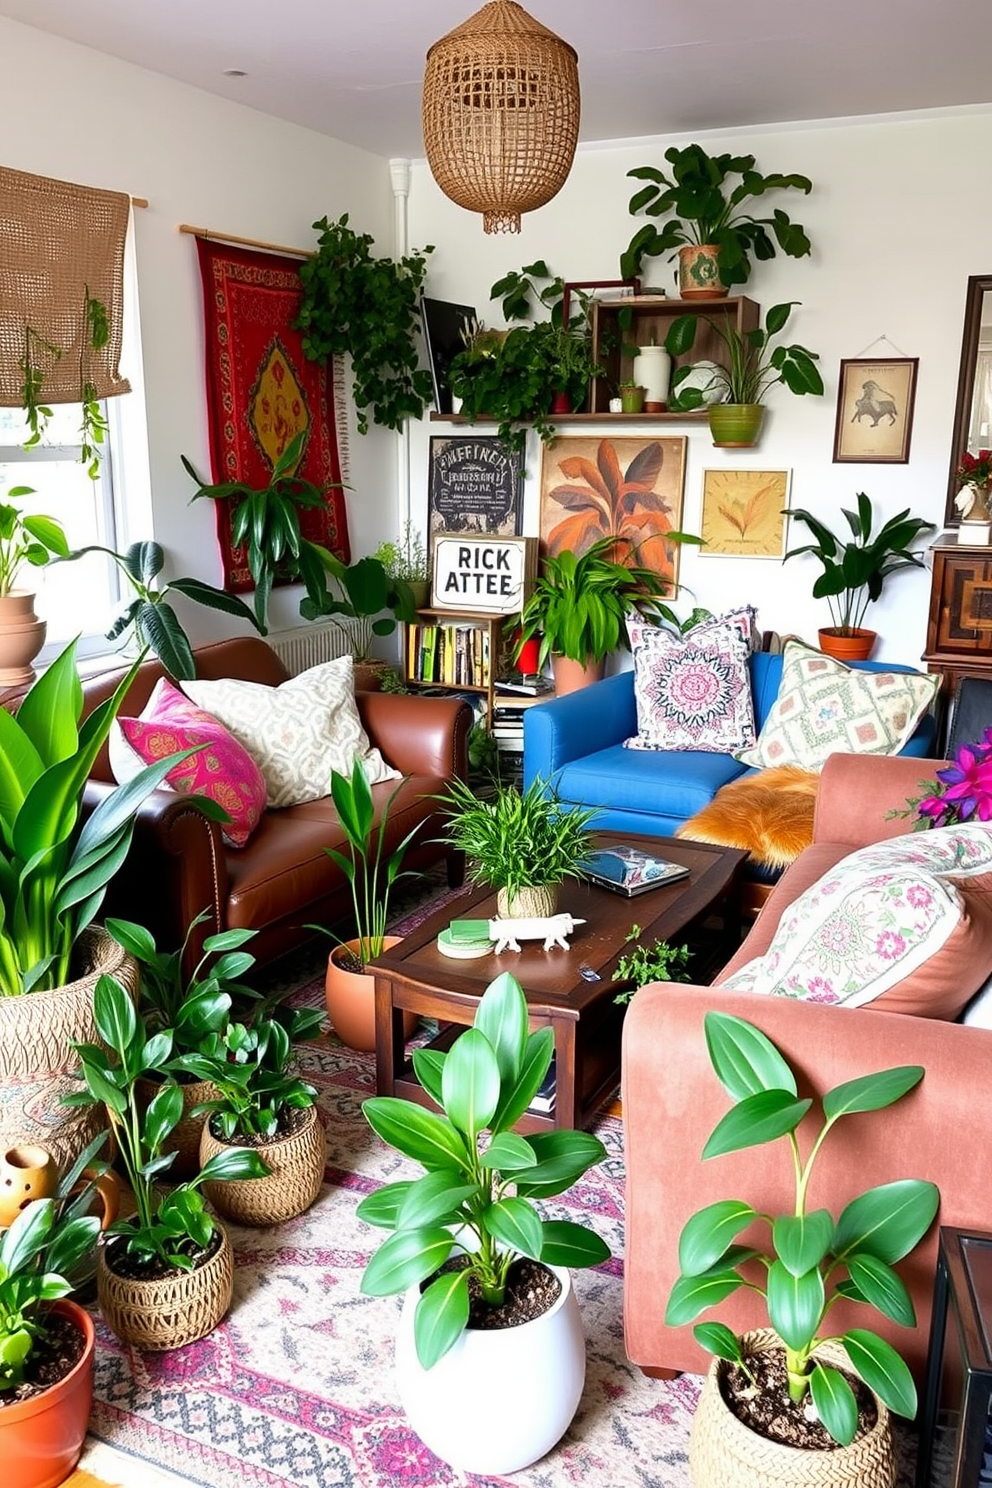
<box><xmin>495</xmin><ymin>678</ymin><xmax>554</xmax><ymax>698</ymax></box>
<box><xmin>529</xmin><ymin>1058</ymin><xmax>556</xmax><ymax>1114</ymax></box>
<box><xmin>583</xmin><ymin>844</ymin><xmax>691</xmax><ymax>897</ymax></box>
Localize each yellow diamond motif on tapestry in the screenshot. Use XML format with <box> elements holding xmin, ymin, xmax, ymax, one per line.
<box><xmin>249</xmin><ymin>341</ymin><xmax>310</xmax><ymax>472</ymax></box>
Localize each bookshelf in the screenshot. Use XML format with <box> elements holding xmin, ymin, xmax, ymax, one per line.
<box><xmin>403</xmin><ymin>608</ymin><xmax>508</xmax><ymax>718</ymax></box>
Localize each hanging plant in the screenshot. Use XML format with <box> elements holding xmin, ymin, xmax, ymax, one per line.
<box><xmin>79</xmin><ymin>288</ymin><xmax>111</xmax><ymax>478</ymax></box>
<box><xmin>295</xmin><ymin>213</ymin><xmax>434</xmax><ymax>434</ymax></box>
<box><xmin>19</xmin><ymin>326</ymin><xmax>60</xmax><ymax>449</ymax></box>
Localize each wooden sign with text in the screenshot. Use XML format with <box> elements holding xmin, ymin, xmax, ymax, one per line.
<box><xmin>431</xmin><ymin>535</ymin><xmax>537</xmax><ymax>614</ymax></box>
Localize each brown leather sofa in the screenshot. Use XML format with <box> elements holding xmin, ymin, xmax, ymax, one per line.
<box><xmin>622</xmin><ymin>751</ymin><xmax>992</xmax><ymax>1385</ymax></box>
<box><xmin>10</xmin><ymin>637</ymin><xmax>472</xmax><ymax>973</ymax></box>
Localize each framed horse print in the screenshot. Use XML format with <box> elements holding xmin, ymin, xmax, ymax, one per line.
<box><xmin>832</xmin><ymin>357</ymin><xmax>919</xmax><ymax>464</ymax></box>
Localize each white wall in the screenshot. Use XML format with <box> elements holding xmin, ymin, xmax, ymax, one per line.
<box><xmin>0</xmin><ymin>16</ymin><xmax>399</xmax><ymax>643</ymax></box>
<box><xmin>408</xmin><ymin>108</ymin><xmax>992</xmax><ymax>663</ymax></box>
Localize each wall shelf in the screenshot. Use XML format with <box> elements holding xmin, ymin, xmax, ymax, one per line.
<box><xmin>428</xmin><ymin>410</ymin><xmax>710</xmax><ymax>426</ymax></box>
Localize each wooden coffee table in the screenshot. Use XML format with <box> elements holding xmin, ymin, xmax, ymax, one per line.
<box><xmin>371</xmin><ymin>834</ymin><xmax>747</xmax><ymax>1132</ymax></box>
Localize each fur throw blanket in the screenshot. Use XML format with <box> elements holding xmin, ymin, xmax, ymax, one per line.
<box><xmin>676</xmin><ymin>765</ymin><xmax>819</xmax><ymax>871</ymax></box>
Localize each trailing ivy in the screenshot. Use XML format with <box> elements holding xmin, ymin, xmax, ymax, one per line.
<box><xmin>19</xmin><ymin>326</ymin><xmax>59</xmax><ymax>449</ymax></box>
<box><xmin>295</xmin><ymin>214</ymin><xmax>434</xmax><ymax>434</ymax></box>
<box><xmin>79</xmin><ymin>288</ymin><xmax>111</xmax><ymax>478</ymax></box>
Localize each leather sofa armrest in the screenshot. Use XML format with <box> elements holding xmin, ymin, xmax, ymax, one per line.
<box><xmin>523</xmin><ymin>673</ymin><xmax>637</xmax><ymax>787</ymax></box>
<box><xmin>813</xmin><ymin>751</ymin><xmax>946</xmax><ymax>848</ymax></box>
<box><xmin>356</xmin><ymin>692</ymin><xmax>472</xmax><ymax>780</ymax></box>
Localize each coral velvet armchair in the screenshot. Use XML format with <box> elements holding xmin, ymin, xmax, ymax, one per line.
<box><xmin>622</xmin><ymin>751</ymin><xmax>992</xmax><ymax>1385</ymax></box>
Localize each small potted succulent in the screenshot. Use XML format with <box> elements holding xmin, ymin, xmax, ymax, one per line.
<box><xmin>667</xmin><ymin>1011</ymin><xmax>938</xmax><ymax>1485</ymax></box>
<box><xmin>66</xmin><ymin>974</ymin><xmax>267</xmax><ymax>1350</ymax></box>
<box><xmin>357</xmin><ymin>969</ymin><xmax>610</xmax><ymax>1475</ymax></box>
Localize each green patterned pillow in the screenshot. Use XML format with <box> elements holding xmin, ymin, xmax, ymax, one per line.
<box><xmin>735</xmin><ymin>639</ymin><xmax>939</xmax><ymax>770</ymax></box>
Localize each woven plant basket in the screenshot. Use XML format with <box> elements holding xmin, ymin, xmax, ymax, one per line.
<box><xmin>198</xmin><ymin>1104</ymin><xmax>326</xmax><ymax>1226</ymax></box>
<box><xmin>0</xmin><ymin>926</ymin><xmax>139</xmax><ymax>1171</ymax></box>
<box><xmin>496</xmin><ymin>884</ymin><xmax>559</xmax><ymax>919</ymax></box>
<box><xmin>423</xmin><ymin>1</ymin><xmax>579</xmax><ymax>233</ymax></box>
<box><xmin>689</xmin><ymin>1329</ymin><xmax>896</xmax><ymax>1488</ymax></box>
<box><xmin>136</xmin><ymin>1075</ymin><xmax>221</xmax><ymax>1179</ymax></box>
<box><xmin>97</xmin><ymin>1224</ymin><xmax>233</xmax><ymax>1351</ymax></box>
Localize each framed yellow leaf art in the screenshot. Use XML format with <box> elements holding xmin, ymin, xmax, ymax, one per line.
<box><xmin>699</xmin><ymin>469</ymin><xmax>791</xmax><ymax>558</ymax></box>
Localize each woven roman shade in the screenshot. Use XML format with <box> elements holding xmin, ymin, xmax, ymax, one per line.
<box><xmin>0</xmin><ymin>165</ymin><xmax>131</xmax><ymax>407</ymax></box>
<box><xmin>422</xmin><ymin>1</ymin><xmax>580</xmax><ymax>234</ymax></box>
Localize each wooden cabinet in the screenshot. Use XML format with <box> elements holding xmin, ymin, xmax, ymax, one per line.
<box><xmin>403</xmin><ymin>608</ymin><xmax>507</xmax><ymax>718</ymax></box>
<box><xmin>923</xmin><ymin>533</ymin><xmax>992</xmax><ymax>697</ymax></box>
<box><xmin>588</xmin><ymin>294</ymin><xmax>759</xmax><ymax>414</ymax></box>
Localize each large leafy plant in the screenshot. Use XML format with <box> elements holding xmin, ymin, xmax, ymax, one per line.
<box><xmin>301</xmin><ymin>551</ymin><xmax>417</xmax><ymax>660</ymax></box>
<box><xmin>784</xmin><ymin>493</ymin><xmax>934</xmax><ymax>634</ymax></box>
<box><xmin>438</xmin><ymin>775</ymin><xmax>596</xmax><ymax>902</ymax></box>
<box><xmin>66</xmin><ymin>974</ymin><xmax>266</xmax><ymax>1269</ymax></box>
<box><xmin>665</xmin><ymin>302</ymin><xmax>823</xmax><ymax>409</ymax></box>
<box><xmin>0</xmin><ymin>640</ymin><xmax>225</xmax><ymax>997</ymax></box>
<box><xmin>665</xmin><ymin>1011</ymin><xmax>939</xmax><ymax>1447</ymax></box>
<box><xmin>0</xmin><ymin>485</ymin><xmax>70</xmax><ymax>598</ymax></box>
<box><xmin>620</xmin><ymin>143</ymin><xmax>812</xmax><ymax>287</ymax></box>
<box><xmin>296</xmin><ymin>213</ymin><xmax>434</xmax><ymax>434</ymax></box>
<box><xmin>358</xmin><ymin>971</ymin><xmax>609</xmax><ymax>1367</ymax></box>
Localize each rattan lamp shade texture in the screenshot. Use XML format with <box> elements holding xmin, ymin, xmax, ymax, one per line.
<box><xmin>423</xmin><ymin>1</ymin><xmax>580</xmax><ymax>234</ymax></box>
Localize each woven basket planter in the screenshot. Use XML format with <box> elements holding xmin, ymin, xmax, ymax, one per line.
<box><xmin>97</xmin><ymin>1224</ymin><xmax>233</xmax><ymax>1351</ymax></box>
<box><xmin>689</xmin><ymin>1329</ymin><xmax>896</xmax><ymax>1488</ymax></box>
<box><xmin>199</xmin><ymin>1104</ymin><xmax>326</xmax><ymax>1226</ymax></box>
<box><xmin>0</xmin><ymin>927</ymin><xmax>139</xmax><ymax>1171</ymax></box>
<box><xmin>137</xmin><ymin>1075</ymin><xmax>221</xmax><ymax>1179</ymax></box>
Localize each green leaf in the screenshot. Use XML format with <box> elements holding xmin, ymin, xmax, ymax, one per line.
<box><xmin>362</xmin><ymin>1098</ymin><xmax>470</xmax><ymax>1173</ymax></box>
<box><xmin>773</xmin><ymin>1210</ymin><xmax>834</xmax><ymax>1278</ymax></box>
<box><xmin>413</xmin><ymin>1269</ymin><xmax>470</xmax><ymax>1368</ymax></box>
<box><xmin>512</xmin><ymin>1130</ymin><xmax>606</xmax><ymax>1196</ymax></box>
<box><xmin>678</xmin><ymin>1200</ymin><xmax>758</xmax><ymax>1276</ymax></box>
<box><xmin>822</xmin><ymin>1066</ymin><xmax>924</xmax><ymax>1122</ymax></box>
<box><xmin>704</xmin><ymin>1012</ymin><xmax>797</xmax><ymax>1099</ymax></box>
<box><xmin>833</xmin><ymin>1180</ymin><xmax>939</xmax><ymax>1264</ymax></box>
<box><xmin>665</xmin><ymin>1262</ymin><xmax>746</xmax><ymax>1326</ymax></box>
<box><xmin>481</xmin><ymin>1132</ymin><xmax>537</xmax><ymax>1171</ymax></box>
<box><xmin>491</xmin><ymin>1027</ymin><xmax>555</xmax><ymax>1134</ymax></box>
<box><xmin>846</xmin><ymin>1253</ymin><xmax>916</xmax><ymax>1327</ymax></box>
<box><xmin>693</xmin><ymin>1321</ymin><xmax>745</xmax><ymax>1365</ymax></box>
<box><xmin>396</xmin><ymin>1171</ymin><xmax>479</xmax><ymax>1229</ymax></box>
<box><xmin>0</xmin><ymin>1197</ymin><xmax>54</xmax><ymax>1275</ymax></box>
<box><xmin>841</xmin><ymin>1329</ymin><xmax>917</xmax><ymax>1419</ymax></box>
<box><xmin>474</xmin><ymin>970</ymin><xmax>528</xmax><ymax>1084</ymax></box>
<box><xmin>355</xmin><ymin>1181</ymin><xmax>412</xmax><ymax>1229</ymax></box>
<box><xmin>487</xmin><ymin>1197</ymin><xmax>545</xmax><ymax>1261</ymax></box>
<box><xmin>92</xmin><ymin>973</ymin><xmax>138</xmax><ymax>1064</ymax></box>
<box><xmin>410</xmin><ymin>1048</ymin><xmax>445</xmax><ymax>1107</ymax></box>
<box><xmin>441</xmin><ymin>1027</ymin><xmax>500</xmax><ymax>1139</ymax></box>
<box><xmin>767</xmin><ymin>1259</ymin><xmax>825</xmax><ymax>1350</ymax></box>
<box><xmin>198</xmin><ymin>1146</ymin><xmax>270</xmax><ymax>1182</ymax></box>
<box><xmin>702</xmin><ymin>1089</ymin><xmax>812</xmax><ymax>1159</ymax></box>
<box><xmin>540</xmin><ymin>1218</ymin><xmax>610</xmax><ymax>1269</ymax></box>
<box><xmin>810</xmin><ymin>1363</ymin><xmax>858</xmax><ymax>1447</ymax></box>
<box><xmin>360</xmin><ymin>1226</ymin><xmax>455</xmax><ymax>1297</ymax></box>
<box><xmin>145</xmin><ymin>1081</ymin><xmax>183</xmax><ymax>1153</ymax></box>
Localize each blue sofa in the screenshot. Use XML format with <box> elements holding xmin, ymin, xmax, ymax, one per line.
<box><xmin>522</xmin><ymin>652</ymin><xmax>938</xmax><ymax>837</ymax></box>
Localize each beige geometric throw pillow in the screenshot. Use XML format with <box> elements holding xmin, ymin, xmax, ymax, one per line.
<box><xmin>735</xmin><ymin>639</ymin><xmax>940</xmax><ymax>771</ymax></box>
<box><xmin>183</xmin><ymin>655</ymin><xmax>399</xmax><ymax>809</ymax></box>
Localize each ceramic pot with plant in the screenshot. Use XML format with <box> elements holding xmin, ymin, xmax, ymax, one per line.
<box><xmin>105</xmin><ymin>912</ymin><xmax>259</xmax><ymax>1176</ymax></box>
<box><xmin>438</xmin><ymin>775</ymin><xmax>597</xmax><ymax>918</ymax></box>
<box><xmin>618</xmin><ymin>381</ymin><xmax>646</xmax><ymax>415</ymax></box>
<box><xmin>358</xmin><ymin>969</ymin><xmax>610</xmax><ymax>1475</ymax></box>
<box><xmin>375</xmin><ymin>520</ymin><xmax>431</xmax><ymax>610</ymax></box>
<box><xmin>311</xmin><ymin>759</ymin><xmax>423</xmax><ymax>1052</ymax></box>
<box><xmin>67</xmin><ymin>974</ymin><xmax>267</xmax><ymax>1350</ymax></box>
<box><xmin>666</xmin><ymin>1011</ymin><xmax>938</xmax><ymax>1486</ymax></box>
<box><xmin>620</xmin><ymin>142</ymin><xmax>812</xmax><ymax>295</ymax></box>
<box><xmin>0</xmin><ymin>484</ymin><xmax>70</xmax><ymax>686</ymax></box>
<box><xmin>784</xmin><ymin>493</ymin><xmax>934</xmax><ymax>660</ymax></box>
<box><xmin>666</xmin><ymin>301</ymin><xmax>824</xmax><ymax>448</ymax></box>
<box><xmin>953</xmin><ymin>446</ymin><xmax>992</xmax><ymax>539</ymax></box>
<box><xmin>183</xmin><ymin>1008</ymin><xmax>325</xmax><ymax>1226</ymax></box>
<box><xmin>0</xmin><ymin>640</ymin><xmax>224</xmax><ymax>1170</ymax></box>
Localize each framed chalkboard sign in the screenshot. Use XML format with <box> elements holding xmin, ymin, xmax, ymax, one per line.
<box><xmin>428</xmin><ymin>436</ymin><xmax>524</xmax><ymax>556</ymax></box>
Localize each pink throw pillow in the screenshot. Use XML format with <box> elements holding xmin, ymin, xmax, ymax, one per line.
<box><xmin>109</xmin><ymin>678</ymin><xmax>267</xmax><ymax>848</ymax></box>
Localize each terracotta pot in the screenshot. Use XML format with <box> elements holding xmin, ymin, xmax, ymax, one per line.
<box><xmin>1</xmin><ymin>1299</ymin><xmax>94</xmax><ymax>1488</ymax></box>
<box><xmin>136</xmin><ymin>1075</ymin><xmax>221</xmax><ymax>1179</ymax></box>
<box><xmin>708</xmin><ymin>403</ymin><xmax>765</xmax><ymax>448</ymax></box>
<box><xmin>0</xmin><ymin>1145</ymin><xmax>59</xmax><ymax>1229</ymax></box>
<box><xmin>97</xmin><ymin>1224</ymin><xmax>233</xmax><ymax>1351</ymax></box>
<box><xmin>678</xmin><ymin>243</ymin><xmax>727</xmax><ymax>299</ymax></box>
<box><xmin>0</xmin><ymin>927</ymin><xmax>139</xmax><ymax>1172</ymax></box>
<box><xmin>552</xmin><ymin>654</ymin><xmax>606</xmax><ymax>695</ymax></box>
<box><xmin>689</xmin><ymin>1329</ymin><xmax>896</xmax><ymax>1488</ymax></box>
<box><xmin>496</xmin><ymin>885</ymin><xmax>559</xmax><ymax>919</ymax></box>
<box><xmin>199</xmin><ymin>1103</ymin><xmax>326</xmax><ymax>1226</ymax></box>
<box><xmin>324</xmin><ymin>937</ymin><xmax>415</xmax><ymax>1052</ymax></box>
<box><xmin>0</xmin><ymin>592</ymin><xmax>46</xmax><ymax>687</ymax></box>
<box><xmin>817</xmin><ymin>627</ymin><xmax>877</xmax><ymax>662</ymax></box>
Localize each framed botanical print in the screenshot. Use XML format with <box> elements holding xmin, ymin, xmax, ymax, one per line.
<box><xmin>699</xmin><ymin>469</ymin><xmax>791</xmax><ymax>558</ymax></box>
<box><xmin>832</xmin><ymin>358</ymin><xmax>919</xmax><ymax>464</ymax></box>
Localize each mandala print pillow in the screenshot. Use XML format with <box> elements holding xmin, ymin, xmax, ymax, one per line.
<box><xmin>624</xmin><ymin>606</ymin><xmax>757</xmax><ymax>753</ymax></box>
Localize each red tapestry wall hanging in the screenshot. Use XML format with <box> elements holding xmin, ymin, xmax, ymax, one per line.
<box><xmin>195</xmin><ymin>237</ymin><xmax>350</xmax><ymax>592</ymax></box>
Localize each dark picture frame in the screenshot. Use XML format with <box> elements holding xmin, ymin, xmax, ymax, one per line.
<box><xmin>422</xmin><ymin>297</ymin><xmax>476</xmax><ymax>415</ymax></box>
<box><xmin>427</xmin><ymin>436</ymin><xmax>524</xmax><ymax>558</ymax></box>
<box><xmin>832</xmin><ymin>357</ymin><xmax>919</xmax><ymax>464</ymax></box>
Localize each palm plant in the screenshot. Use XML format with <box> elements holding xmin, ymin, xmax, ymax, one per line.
<box><xmin>437</xmin><ymin>776</ymin><xmax>597</xmax><ymax>903</ymax></box>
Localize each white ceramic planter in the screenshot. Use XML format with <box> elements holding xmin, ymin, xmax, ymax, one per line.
<box><xmin>637</xmin><ymin>345</ymin><xmax>672</xmax><ymax>409</ymax></box>
<box><xmin>396</xmin><ymin>1263</ymin><xmax>586</xmax><ymax>1475</ymax></box>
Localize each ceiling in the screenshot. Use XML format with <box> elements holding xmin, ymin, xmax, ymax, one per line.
<box><xmin>1</xmin><ymin>0</ymin><xmax>990</xmax><ymax>157</ymax></box>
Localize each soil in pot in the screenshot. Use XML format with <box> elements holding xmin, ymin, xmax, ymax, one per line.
<box><xmin>199</xmin><ymin>1104</ymin><xmax>325</xmax><ymax>1227</ymax></box>
<box><xmin>721</xmin><ymin>1346</ymin><xmax>878</xmax><ymax>1452</ymax></box>
<box><xmin>0</xmin><ymin>1311</ymin><xmax>86</xmax><ymax>1410</ymax></box>
<box><xmin>432</xmin><ymin>1254</ymin><xmax>562</xmax><ymax>1331</ymax></box>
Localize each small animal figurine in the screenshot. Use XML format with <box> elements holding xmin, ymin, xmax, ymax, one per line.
<box><xmin>487</xmin><ymin>913</ymin><xmax>586</xmax><ymax>955</ymax></box>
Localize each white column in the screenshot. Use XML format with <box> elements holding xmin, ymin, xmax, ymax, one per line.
<box><xmin>390</xmin><ymin>158</ymin><xmax>413</xmax><ymax>535</ymax></box>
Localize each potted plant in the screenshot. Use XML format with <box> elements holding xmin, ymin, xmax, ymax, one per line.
<box><xmin>437</xmin><ymin>774</ymin><xmax>597</xmax><ymax>919</ymax></box>
<box><xmin>611</xmin><ymin>925</ymin><xmax>691</xmax><ymax>1004</ymax></box>
<box><xmin>0</xmin><ymin>640</ymin><xmax>225</xmax><ymax>1170</ymax></box>
<box><xmin>0</xmin><ymin>484</ymin><xmax>70</xmax><ymax>686</ymax></box>
<box><xmin>620</xmin><ymin>142</ymin><xmax>813</xmax><ymax>296</ymax></box>
<box><xmin>295</xmin><ymin>212</ymin><xmax>434</xmax><ymax>434</ymax></box>
<box><xmin>303</xmin><ymin>550</ymin><xmax>417</xmax><ymax>687</ymax></box>
<box><xmin>66</xmin><ymin>973</ymin><xmax>267</xmax><ymax>1350</ymax></box>
<box><xmin>447</xmin><ymin>321</ymin><xmax>569</xmax><ymax>449</ymax></box>
<box><xmin>104</xmin><ymin>913</ymin><xmax>258</xmax><ymax>1175</ymax></box>
<box><xmin>514</xmin><ymin>533</ymin><xmax>684</xmax><ymax>693</ymax></box>
<box><xmin>313</xmin><ymin>758</ymin><xmax>423</xmax><ymax>1052</ymax></box>
<box><xmin>953</xmin><ymin>446</ymin><xmax>992</xmax><ymax>536</ymax></box>
<box><xmin>357</xmin><ymin>969</ymin><xmax>610</xmax><ymax>1475</ymax></box>
<box><xmin>666</xmin><ymin>301</ymin><xmax>824</xmax><ymax>447</ymax></box>
<box><xmin>181</xmin><ymin>1008</ymin><xmax>325</xmax><ymax>1226</ymax></box>
<box><xmin>374</xmin><ymin>520</ymin><xmax>431</xmax><ymax>610</ymax></box>
<box><xmin>666</xmin><ymin>1011</ymin><xmax>938</xmax><ymax>1486</ymax></box>
<box><xmin>618</xmin><ymin>380</ymin><xmax>646</xmax><ymax>414</ymax></box>
<box><xmin>784</xmin><ymin>492</ymin><xmax>935</xmax><ymax>660</ymax></box>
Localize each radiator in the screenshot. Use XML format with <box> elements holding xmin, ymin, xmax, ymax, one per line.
<box><xmin>266</xmin><ymin>621</ymin><xmax>357</xmax><ymax>676</ymax></box>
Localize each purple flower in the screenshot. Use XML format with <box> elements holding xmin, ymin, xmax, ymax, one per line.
<box><xmin>915</xmin><ymin>736</ymin><xmax>992</xmax><ymax>828</ymax></box>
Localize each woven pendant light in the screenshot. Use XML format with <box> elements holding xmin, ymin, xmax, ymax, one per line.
<box><xmin>422</xmin><ymin>1</ymin><xmax>580</xmax><ymax>234</ymax></box>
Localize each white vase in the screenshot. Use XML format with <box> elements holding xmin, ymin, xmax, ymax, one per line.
<box><xmin>957</xmin><ymin>520</ymin><xmax>992</xmax><ymax>545</ymax></box>
<box><xmin>396</xmin><ymin>1263</ymin><xmax>586</xmax><ymax>1475</ymax></box>
<box><xmin>636</xmin><ymin>345</ymin><xmax>672</xmax><ymax>410</ymax></box>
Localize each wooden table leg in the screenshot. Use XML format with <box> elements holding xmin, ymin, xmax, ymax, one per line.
<box><xmin>553</xmin><ymin>1019</ymin><xmax>578</xmax><ymax>1130</ymax></box>
<box><xmin>374</xmin><ymin>973</ymin><xmax>399</xmax><ymax>1097</ymax></box>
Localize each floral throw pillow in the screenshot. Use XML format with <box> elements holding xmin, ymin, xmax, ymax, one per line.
<box><xmin>109</xmin><ymin>678</ymin><xmax>267</xmax><ymax>848</ymax></box>
<box><xmin>722</xmin><ymin>825</ymin><xmax>992</xmax><ymax>1018</ymax></box>
<box><xmin>735</xmin><ymin>639</ymin><xmax>940</xmax><ymax>770</ymax></box>
<box><xmin>624</xmin><ymin>606</ymin><xmax>757</xmax><ymax>753</ymax></box>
